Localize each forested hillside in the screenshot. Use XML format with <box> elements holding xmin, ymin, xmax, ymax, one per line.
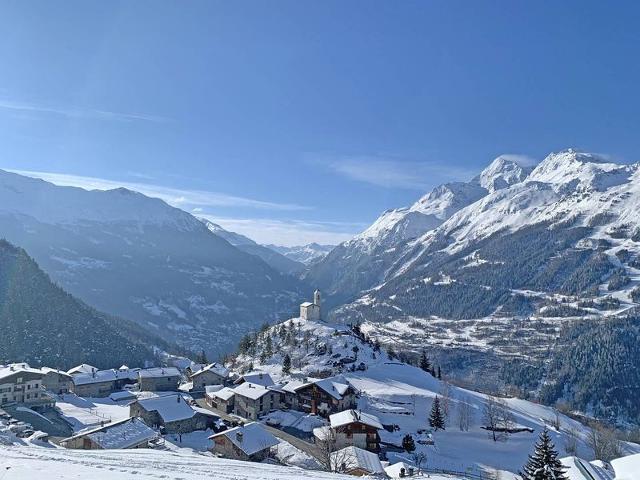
<box><xmin>0</xmin><ymin>239</ymin><xmax>161</xmax><ymax>369</ymax></box>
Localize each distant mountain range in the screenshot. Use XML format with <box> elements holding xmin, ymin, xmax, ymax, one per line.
<box><xmin>0</xmin><ymin>239</ymin><xmax>161</xmax><ymax>369</ymax></box>
<box><xmin>265</xmin><ymin>243</ymin><xmax>335</xmax><ymax>265</ymax></box>
<box><xmin>0</xmin><ymin>170</ymin><xmax>303</xmax><ymax>357</ymax></box>
<box><xmin>306</xmin><ymin>149</ymin><xmax>640</xmax><ymax>396</ymax></box>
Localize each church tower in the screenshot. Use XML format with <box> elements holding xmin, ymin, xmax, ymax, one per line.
<box><xmin>313</xmin><ymin>289</ymin><xmax>321</xmax><ymax>309</ymax></box>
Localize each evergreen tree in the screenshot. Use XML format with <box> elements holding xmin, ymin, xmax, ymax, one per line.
<box><xmin>437</xmin><ymin>366</ymin><xmax>442</xmax><ymax>380</ymax></box>
<box><xmin>520</xmin><ymin>428</ymin><xmax>568</xmax><ymax>480</ymax></box>
<box><xmin>265</xmin><ymin>335</ymin><xmax>273</xmax><ymax>357</ymax></box>
<box><xmin>402</xmin><ymin>434</ymin><xmax>416</xmax><ymax>453</ymax></box>
<box><xmin>282</xmin><ymin>353</ymin><xmax>292</xmax><ymax>374</ymax></box>
<box><xmin>419</xmin><ymin>349</ymin><xmax>431</xmax><ymax>372</ymax></box>
<box><xmin>429</xmin><ymin>396</ymin><xmax>446</xmax><ymax>431</ymax></box>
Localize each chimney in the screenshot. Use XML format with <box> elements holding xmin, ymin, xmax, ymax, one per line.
<box><xmin>236</xmin><ymin>431</ymin><xmax>243</xmax><ymax>442</ymax></box>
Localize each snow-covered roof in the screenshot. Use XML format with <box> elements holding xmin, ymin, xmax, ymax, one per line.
<box><xmin>300</xmin><ymin>301</ymin><xmax>314</xmax><ymax>307</ymax></box>
<box><xmin>40</xmin><ymin>367</ymin><xmax>73</xmax><ymax>379</ymax></box>
<box><xmin>62</xmin><ymin>418</ymin><xmax>157</xmax><ymax>449</ymax></box>
<box><xmin>73</xmin><ymin>368</ymin><xmax>138</xmax><ymax>386</ymax></box>
<box><xmin>109</xmin><ymin>390</ymin><xmax>137</xmax><ymax>402</ymax></box>
<box><xmin>209</xmin><ymin>422</ymin><xmax>278</xmax><ymax>456</ymax></box>
<box><xmin>329</xmin><ymin>410</ymin><xmax>382</xmax><ymax>430</ymax></box>
<box><xmin>233</xmin><ymin>382</ymin><xmax>273</xmax><ymax>401</ymax></box>
<box><xmin>138</xmin><ymin>367</ymin><xmax>181</xmax><ymax>379</ymax></box>
<box><xmin>0</xmin><ymin>364</ymin><xmax>45</xmax><ymax>382</ymax></box>
<box><xmin>384</xmin><ymin>461</ymin><xmax>416</xmax><ymax>479</ymax></box>
<box><xmin>330</xmin><ymin>446</ymin><xmax>384</xmax><ymax>474</ymax></box>
<box><xmin>135</xmin><ymin>394</ymin><xmax>198</xmax><ymax>422</ymax></box>
<box><xmin>561</xmin><ymin>456</ymin><xmax>614</xmax><ymax>480</ymax></box>
<box><xmin>207</xmin><ymin>386</ymin><xmax>235</xmax><ymax>401</ymax></box>
<box><xmin>67</xmin><ymin>364</ymin><xmax>98</xmax><ymax>376</ymax></box>
<box><xmin>281</xmin><ymin>379</ymin><xmax>306</xmax><ymax>393</ymax></box>
<box><xmin>611</xmin><ymin>453</ymin><xmax>640</xmax><ymax>480</ymax></box>
<box><xmin>191</xmin><ymin>363</ymin><xmax>229</xmax><ymax>379</ymax></box>
<box><xmin>296</xmin><ymin>377</ymin><xmax>351</xmax><ymax>400</ymax></box>
<box><xmin>234</xmin><ymin>372</ymin><xmax>275</xmax><ymax>387</ymax></box>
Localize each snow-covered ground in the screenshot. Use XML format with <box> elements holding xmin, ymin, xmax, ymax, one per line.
<box><xmin>231</xmin><ymin>317</ymin><xmax>640</xmax><ymax>478</ymax></box>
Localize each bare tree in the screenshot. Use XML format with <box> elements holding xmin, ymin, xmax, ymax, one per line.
<box><xmin>439</xmin><ymin>382</ymin><xmax>453</xmax><ymax>425</ymax></box>
<box><xmin>588</xmin><ymin>423</ymin><xmax>622</xmax><ymax>462</ymax></box>
<box><xmin>411</xmin><ymin>451</ymin><xmax>427</xmax><ymax>474</ymax></box>
<box><xmin>483</xmin><ymin>396</ymin><xmax>513</xmax><ymax>442</ymax></box>
<box><xmin>457</xmin><ymin>398</ymin><xmax>473</xmax><ymax>432</ymax></box>
<box><xmin>564</xmin><ymin>427</ymin><xmax>579</xmax><ymax>456</ymax></box>
<box><xmin>316</xmin><ymin>427</ymin><xmax>350</xmax><ymax>472</ymax></box>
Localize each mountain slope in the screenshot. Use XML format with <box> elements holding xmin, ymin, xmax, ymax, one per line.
<box><xmin>304</xmin><ymin>155</ymin><xmax>529</xmax><ymax>306</ymax></box>
<box><xmin>329</xmin><ymin>149</ymin><xmax>640</xmax><ymax>400</ymax></box>
<box><xmin>202</xmin><ymin>220</ymin><xmax>305</xmax><ymax>275</ymax></box>
<box><xmin>264</xmin><ymin>243</ymin><xmax>335</xmax><ymax>265</ymax></box>
<box><xmin>0</xmin><ymin>170</ymin><xmax>302</xmax><ymax>356</ymax></box>
<box><xmin>0</xmin><ymin>239</ymin><xmax>160</xmax><ymax>369</ymax></box>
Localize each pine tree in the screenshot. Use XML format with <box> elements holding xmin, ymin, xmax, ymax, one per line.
<box><xmin>429</xmin><ymin>396</ymin><xmax>446</xmax><ymax>431</ymax></box>
<box><xmin>282</xmin><ymin>353</ymin><xmax>291</xmax><ymax>375</ymax></box>
<box><xmin>402</xmin><ymin>434</ymin><xmax>416</xmax><ymax>452</ymax></box>
<box><xmin>419</xmin><ymin>349</ymin><xmax>431</xmax><ymax>372</ymax></box>
<box><xmin>520</xmin><ymin>427</ymin><xmax>568</xmax><ymax>480</ymax></box>
<box><xmin>437</xmin><ymin>366</ymin><xmax>442</xmax><ymax>380</ymax></box>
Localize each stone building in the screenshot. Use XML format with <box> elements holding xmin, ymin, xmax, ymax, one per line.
<box><xmin>129</xmin><ymin>393</ymin><xmax>218</xmax><ymax>434</ymax></box>
<box><xmin>300</xmin><ymin>289</ymin><xmax>321</xmax><ymax>321</ymax></box>
<box><xmin>314</xmin><ymin>409</ymin><xmax>382</xmax><ymax>452</ymax></box>
<box><xmin>138</xmin><ymin>367</ymin><xmax>181</xmax><ymax>392</ymax></box>
<box><xmin>209</xmin><ymin>422</ymin><xmax>278</xmax><ymax>462</ymax></box>
<box><xmin>232</xmin><ymin>382</ymin><xmax>281</xmax><ymax>420</ymax></box>
<box><xmin>189</xmin><ymin>363</ymin><xmax>229</xmax><ymax>392</ymax></box>
<box><xmin>60</xmin><ymin>417</ymin><xmax>158</xmax><ymax>450</ymax></box>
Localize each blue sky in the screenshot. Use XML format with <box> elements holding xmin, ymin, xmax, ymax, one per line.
<box><xmin>1</xmin><ymin>1</ymin><xmax>639</xmax><ymax>245</ymax></box>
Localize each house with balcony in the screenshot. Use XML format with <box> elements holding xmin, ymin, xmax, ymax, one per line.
<box><xmin>314</xmin><ymin>409</ymin><xmax>382</xmax><ymax>452</ymax></box>
<box><xmin>0</xmin><ymin>363</ymin><xmax>50</xmax><ymax>408</ymax></box>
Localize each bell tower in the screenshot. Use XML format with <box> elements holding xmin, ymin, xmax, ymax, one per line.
<box><xmin>313</xmin><ymin>289</ymin><xmax>321</xmax><ymax>308</ymax></box>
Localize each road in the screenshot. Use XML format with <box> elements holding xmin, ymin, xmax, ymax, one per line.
<box><xmin>194</xmin><ymin>399</ymin><xmax>325</xmax><ymax>463</ymax></box>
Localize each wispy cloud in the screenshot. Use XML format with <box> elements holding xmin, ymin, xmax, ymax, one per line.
<box><xmin>198</xmin><ymin>214</ymin><xmax>362</xmax><ymax>247</ymax></box>
<box><xmin>314</xmin><ymin>155</ymin><xmax>474</xmax><ymax>190</ymax></box>
<box><xmin>497</xmin><ymin>154</ymin><xmax>539</xmax><ymax>168</ymax></box>
<box><xmin>0</xmin><ymin>99</ymin><xmax>169</xmax><ymax>123</ymax></box>
<box><xmin>7</xmin><ymin>169</ymin><xmax>310</xmax><ymax>212</ymax></box>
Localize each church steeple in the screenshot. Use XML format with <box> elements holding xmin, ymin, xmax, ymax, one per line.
<box><xmin>313</xmin><ymin>289</ymin><xmax>321</xmax><ymax>308</ymax></box>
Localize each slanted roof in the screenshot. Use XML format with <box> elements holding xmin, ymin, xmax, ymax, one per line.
<box><xmin>233</xmin><ymin>382</ymin><xmax>272</xmax><ymax>401</ymax></box>
<box><xmin>0</xmin><ymin>364</ymin><xmax>45</xmax><ymax>382</ymax></box>
<box><xmin>330</xmin><ymin>446</ymin><xmax>384</xmax><ymax>474</ymax></box>
<box><xmin>300</xmin><ymin>301</ymin><xmax>314</xmax><ymax>307</ymax></box>
<box><xmin>610</xmin><ymin>453</ymin><xmax>640</xmax><ymax>480</ymax></box>
<box><xmin>67</xmin><ymin>364</ymin><xmax>98</xmax><ymax>376</ymax></box>
<box><xmin>385</xmin><ymin>461</ymin><xmax>416</xmax><ymax>479</ymax></box>
<box><xmin>281</xmin><ymin>380</ymin><xmax>305</xmax><ymax>394</ymax></box>
<box><xmin>209</xmin><ymin>422</ymin><xmax>278</xmax><ymax>456</ymax></box>
<box><xmin>329</xmin><ymin>410</ymin><xmax>382</xmax><ymax>430</ymax></box>
<box><xmin>138</xmin><ymin>367</ymin><xmax>181</xmax><ymax>379</ymax></box>
<box><xmin>40</xmin><ymin>367</ymin><xmax>73</xmax><ymax>379</ymax></box>
<box><xmin>73</xmin><ymin>368</ymin><xmax>137</xmax><ymax>386</ymax></box>
<box><xmin>234</xmin><ymin>372</ymin><xmax>274</xmax><ymax>387</ymax></box>
<box><xmin>109</xmin><ymin>390</ymin><xmax>137</xmax><ymax>402</ymax></box>
<box><xmin>561</xmin><ymin>456</ymin><xmax>614</xmax><ymax>480</ymax></box>
<box><xmin>191</xmin><ymin>363</ymin><xmax>229</xmax><ymax>379</ymax></box>
<box><xmin>62</xmin><ymin>418</ymin><xmax>157</xmax><ymax>449</ymax></box>
<box><xmin>297</xmin><ymin>377</ymin><xmax>351</xmax><ymax>400</ymax></box>
<box><xmin>207</xmin><ymin>386</ymin><xmax>235</xmax><ymax>401</ymax></box>
<box><xmin>135</xmin><ymin>394</ymin><xmax>197</xmax><ymax>422</ymax></box>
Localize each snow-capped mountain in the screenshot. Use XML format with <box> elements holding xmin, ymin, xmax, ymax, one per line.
<box><xmin>304</xmin><ymin>155</ymin><xmax>528</xmax><ymax>305</ymax></box>
<box><xmin>0</xmin><ymin>169</ymin><xmax>302</xmax><ymax>356</ymax></box>
<box><xmin>201</xmin><ymin>219</ymin><xmax>305</xmax><ymax>275</ymax></box>
<box><xmin>265</xmin><ymin>243</ymin><xmax>335</xmax><ymax>265</ymax></box>
<box><xmin>327</xmin><ymin>149</ymin><xmax>640</xmax><ymax>396</ymax></box>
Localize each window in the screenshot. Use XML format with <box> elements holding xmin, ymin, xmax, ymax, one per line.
<box><xmin>17</xmin><ymin>377</ymin><xmax>23</xmax><ymax>383</ymax></box>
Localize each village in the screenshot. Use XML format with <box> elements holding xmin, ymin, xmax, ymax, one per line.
<box><xmin>2</xmin><ymin>291</ymin><xmax>639</xmax><ymax>479</ymax></box>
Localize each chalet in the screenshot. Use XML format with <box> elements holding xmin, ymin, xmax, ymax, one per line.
<box><xmin>205</xmin><ymin>385</ymin><xmax>235</xmax><ymax>413</ymax></box>
<box><xmin>138</xmin><ymin>367</ymin><xmax>181</xmax><ymax>392</ymax></box>
<box><xmin>129</xmin><ymin>393</ymin><xmax>218</xmax><ymax>434</ymax></box>
<box><xmin>232</xmin><ymin>382</ymin><xmax>281</xmax><ymax>420</ymax></box>
<box><xmin>60</xmin><ymin>417</ymin><xmax>158</xmax><ymax>450</ymax></box>
<box><xmin>0</xmin><ymin>364</ymin><xmax>50</xmax><ymax>408</ymax></box>
<box><xmin>233</xmin><ymin>372</ymin><xmax>275</xmax><ymax>387</ymax></box>
<box><xmin>209</xmin><ymin>422</ymin><xmax>278</xmax><ymax>462</ymax></box>
<box><xmin>288</xmin><ymin>377</ymin><xmax>357</xmax><ymax>416</ymax></box>
<box><xmin>314</xmin><ymin>409</ymin><xmax>382</xmax><ymax>452</ymax></box>
<box><xmin>300</xmin><ymin>289</ymin><xmax>321</xmax><ymax>321</ymax></box>
<box><xmin>189</xmin><ymin>363</ymin><xmax>229</xmax><ymax>392</ymax></box>
<box><xmin>330</xmin><ymin>446</ymin><xmax>385</xmax><ymax>477</ymax></box>
<box><xmin>41</xmin><ymin>368</ymin><xmax>73</xmax><ymax>395</ymax></box>
<box><xmin>72</xmin><ymin>368</ymin><xmax>138</xmax><ymax>398</ymax></box>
